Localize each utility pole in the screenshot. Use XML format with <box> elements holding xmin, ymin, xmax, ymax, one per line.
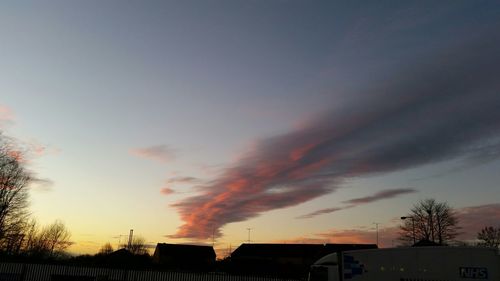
<box><xmin>127</xmin><ymin>229</ymin><xmax>133</xmax><ymax>250</ymax></box>
<box><xmin>373</xmin><ymin>222</ymin><xmax>380</xmax><ymax>247</ymax></box>
<box><xmin>246</xmin><ymin>228</ymin><xmax>252</xmax><ymax>243</ymax></box>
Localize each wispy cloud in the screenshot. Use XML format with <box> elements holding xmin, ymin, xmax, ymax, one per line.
<box><xmin>170</xmin><ymin>37</ymin><xmax>500</xmax><ymax>239</ymax></box>
<box><xmin>129</xmin><ymin>145</ymin><xmax>175</xmax><ymax>163</ymax></box>
<box><xmin>30</xmin><ymin>177</ymin><xmax>55</xmax><ymax>192</ymax></box>
<box><xmin>0</xmin><ymin>105</ymin><xmax>15</xmax><ymax>128</ymax></box>
<box><xmin>287</xmin><ymin>203</ymin><xmax>500</xmax><ymax>247</ymax></box>
<box><xmin>296</xmin><ymin>206</ymin><xmax>353</xmax><ymax>219</ymax></box>
<box><xmin>24</xmin><ymin>140</ymin><xmax>61</xmax><ymax>159</ymax></box>
<box><xmin>167</xmin><ymin>176</ymin><xmax>199</xmax><ymax>184</ymax></box>
<box><xmin>280</xmin><ymin>226</ymin><xmax>400</xmax><ymax>247</ymax></box>
<box><xmin>343</xmin><ymin>189</ymin><xmax>416</xmax><ymax>205</ymax></box>
<box><xmin>160</xmin><ymin>187</ymin><xmax>175</xmax><ymax>195</ymax></box>
<box><xmin>456</xmin><ymin>203</ymin><xmax>500</xmax><ymax>240</ymax></box>
<box><xmin>297</xmin><ymin>188</ymin><xmax>415</xmax><ymax>219</ymax></box>
<box><xmin>160</xmin><ymin>176</ymin><xmax>200</xmax><ymax>195</ymax></box>
<box><xmin>0</xmin><ymin>106</ymin><xmax>60</xmax><ymax>161</ymax></box>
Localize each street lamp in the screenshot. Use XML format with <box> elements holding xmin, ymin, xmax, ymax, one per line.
<box><xmin>401</xmin><ymin>216</ymin><xmax>416</xmax><ymax>245</ymax></box>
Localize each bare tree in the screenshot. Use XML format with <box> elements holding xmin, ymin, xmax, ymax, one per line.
<box><xmin>21</xmin><ymin>219</ymin><xmax>39</xmax><ymax>254</ymax></box>
<box><xmin>0</xmin><ymin>134</ymin><xmax>31</xmax><ymax>254</ymax></box>
<box><xmin>477</xmin><ymin>226</ymin><xmax>500</xmax><ymax>248</ymax></box>
<box><xmin>121</xmin><ymin>236</ymin><xmax>148</xmax><ymax>255</ymax></box>
<box><xmin>25</xmin><ymin>220</ymin><xmax>72</xmax><ymax>258</ymax></box>
<box><xmin>41</xmin><ymin>220</ymin><xmax>72</xmax><ymax>258</ymax></box>
<box><xmin>98</xmin><ymin>242</ymin><xmax>114</xmax><ymax>255</ymax></box>
<box><xmin>400</xmin><ymin>198</ymin><xmax>460</xmax><ymax>245</ymax></box>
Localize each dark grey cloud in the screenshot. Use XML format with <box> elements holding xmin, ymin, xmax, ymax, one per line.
<box><xmin>343</xmin><ymin>189</ymin><xmax>416</xmax><ymax>205</ymax></box>
<box><xmin>29</xmin><ymin>177</ymin><xmax>55</xmax><ymax>192</ymax></box>
<box><xmin>170</xmin><ymin>36</ymin><xmax>500</xmax><ymax>239</ymax></box>
<box><xmin>297</xmin><ymin>188</ymin><xmax>415</xmax><ymax>219</ymax></box>
<box><xmin>167</xmin><ymin>176</ymin><xmax>199</xmax><ymax>184</ymax></box>
<box><xmin>296</xmin><ymin>206</ymin><xmax>353</xmax><ymax>220</ymax></box>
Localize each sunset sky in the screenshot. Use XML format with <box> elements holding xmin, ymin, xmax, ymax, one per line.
<box><xmin>1</xmin><ymin>1</ymin><xmax>500</xmax><ymax>256</ymax></box>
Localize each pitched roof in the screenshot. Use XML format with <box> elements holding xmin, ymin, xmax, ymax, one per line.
<box><xmin>154</xmin><ymin>243</ymin><xmax>216</xmax><ymax>258</ymax></box>
<box><xmin>108</xmin><ymin>248</ymin><xmax>133</xmax><ymax>258</ymax></box>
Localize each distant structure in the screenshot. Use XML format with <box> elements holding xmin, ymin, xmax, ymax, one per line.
<box><xmin>153</xmin><ymin>243</ymin><xmax>216</xmax><ymax>271</ymax></box>
<box><xmin>230</xmin><ymin>243</ymin><xmax>377</xmax><ymax>278</ymax></box>
<box><xmin>411</xmin><ymin>239</ymin><xmax>442</xmax><ymax>247</ymax></box>
<box><xmin>127</xmin><ymin>229</ymin><xmax>133</xmax><ymax>249</ymax></box>
<box><xmin>101</xmin><ymin>248</ymin><xmax>151</xmax><ymax>269</ymax></box>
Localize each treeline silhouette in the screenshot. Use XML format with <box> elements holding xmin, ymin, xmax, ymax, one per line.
<box><xmin>0</xmin><ymin>133</ymin><xmax>72</xmax><ymax>261</ymax></box>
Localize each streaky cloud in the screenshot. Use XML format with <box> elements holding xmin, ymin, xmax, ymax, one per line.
<box><xmin>296</xmin><ymin>205</ymin><xmax>353</xmax><ymax>219</ymax></box>
<box><xmin>0</xmin><ymin>105</ymin><xmax>15</xmax><ymax>128</ymax></box>
<box><xmin>456</xmin><ymin>203</ymin><xmax>500</xmax><ymax>239</ymax></box>
<box><xmin>287</xmin><ymin>203</ymin><xmax>500</xmax><ymax>247</ymax></box>
<box><xmin>281</xmin><ymin>226</ymin><xmax>400</xmax><ymax>247</ymax></box>
<box><xmin>167</xmin><ymin>176</ymin><xmax>199</xmax><ymax>184</ymax></box>
<box><xmin>160</xmin><ymin>187</ymin><xmax>175</xmax><ymax>195</ymax></box>
<box><xmin>297</xmin><ymin>188</ymin><xmax>415</xmax><ymax>219</ymax></box>
<box><xmin>170</xmin><ymin>36</ymin><xmax>500</xmax><ymax>239</ymax></box>
<box><xmin>129</xmin><ymin>145</ymin><xmax>175</xmax><ymax>163</ymax></box>
<box><xmin>29</xmin><ymin>177</ymin><xmax>55</xmax><ymax>192</ymax></box>
<box><xmin>343</xmin><ymin>188</ymin><xmax>416</xmax><ymax>205</ymax></box>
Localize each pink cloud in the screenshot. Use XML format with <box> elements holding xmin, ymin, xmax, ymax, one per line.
<box><xmin>160</xmin><ymin>187</ymin><xmax>175</xmax><ymax>195</ymax></box>
<box><xmin>281</xmin><ymin>226</ymin><xmax>400</xmax><ymax>248</ymax></box>
<box><xmin>169</xmin><ymin>38</ymin><xmax>500</xmax><ymax>240</ymax></box>
<box><xmin>0</xmin><ymin>105</ymin><xmax>15</xmax><ymax>128</ymax></box>
<box><xmin>456</xmin><ymin>203</ymin><xmax>500</xmax><ymax>240</ymax></box>
<box><xmin>25</xmin><ymin>140</ymin><xmax>61</xmax><ymax>158</ymax></box>
<box><xmin>290</xmin><ymin>203</ymin><xmax>500</xmax><ymax>247</ymax></box>
<box><xmin>129</xmin><ymin>145</ymin><xmax>175</xmax><ymax>163</ymax></box>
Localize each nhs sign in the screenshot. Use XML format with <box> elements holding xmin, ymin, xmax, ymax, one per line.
<box><xmin>460</xmin><ymin>267</ymin><xmax>488</xmax><ymax>279</ymax></box>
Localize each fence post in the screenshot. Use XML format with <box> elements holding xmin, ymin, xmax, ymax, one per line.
<box><xmin>20</xmin><ymin>263</ymin><xmax>27</xmax><ymax>281</ymax></box>
<box><xmin>122</xmin><ymin>268</ymin><xmax>128</xmax><ymax>281</ymax></box>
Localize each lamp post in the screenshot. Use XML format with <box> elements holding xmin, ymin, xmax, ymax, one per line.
<box><xmin>401</xmin><ymin>216</ymin><xmax>416</xmax><ymax>245</ymax></box>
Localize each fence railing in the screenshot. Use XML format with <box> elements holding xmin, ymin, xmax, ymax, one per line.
<box><xmin>0</xmin><ymin>262</ymin><xmax>301</xmax><ymax>281</ymax></box>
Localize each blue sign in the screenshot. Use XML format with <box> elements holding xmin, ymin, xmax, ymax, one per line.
<box><xmin>344</xmin><ymin>255</ymin><xmax>365</xmax><ymax>279</ymax></box>
<box><xmin>459</xmin><ymin>267</ymin><xmax>488</xmax><ymax>279</ymax></box>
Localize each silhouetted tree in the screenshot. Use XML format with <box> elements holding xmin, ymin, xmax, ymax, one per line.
<box><xmin>400</xmin><ymin>199</ymin><xmax>460</xmax><ymax>245</ymax></box>
<box><xmin>21</xmin><ymin>219</ymin><xmax>39</xmax><ymax>254</ymax></box>
<box><xmin>26</xmin><ymin>220</ymin><xmax>72</xmax><ymax>258</ymax></box>
<box><xmin>98</xmin><ymin>242</ymin><xmax>114</xmax><ymax>255</ymax></box>
<box><xmin>477</xmin><ymin>226</ymin><xmax>500</xmax><ymax>248</ymax></box>
<box><xmin>121</xmin><ymin>236</ymin><xmax>148</xmax><ymax>255</ymax></box>
<box><xmin>0</xmin><ymin>134</ymin><xmax>31</xmax><ymax>254</ymax></box>
<box><xmin>42</xmin><ymin>220</ymin><xmax>72</xmax><ymax>258</ymax></box>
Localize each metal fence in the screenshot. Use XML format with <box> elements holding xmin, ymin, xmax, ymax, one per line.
<box><xmin>0</xmin><ymin>262</ymin><xmax>301</xmax><ymax>281</ymax></box>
